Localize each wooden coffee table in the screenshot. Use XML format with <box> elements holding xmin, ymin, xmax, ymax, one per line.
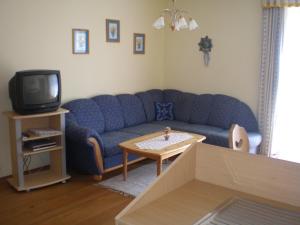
<box><xmin>119</xmin><ymin>131</ymin><xmax>206</xmax><ymax>181</ymax></box>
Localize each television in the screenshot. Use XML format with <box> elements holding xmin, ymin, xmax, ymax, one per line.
<box><xmin>9</xmin><ymin>70</ymin><xmax>61</xmax><ymax>115</ymax></box>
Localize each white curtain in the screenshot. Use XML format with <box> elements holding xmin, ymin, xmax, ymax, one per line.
<box><xmin>258</xmin><ymin>8</ymin><xmax>285</xmax><ymax>156</ymax></box>
<box><xmin>262</xmin><ymin>0</ymin><xmax>300</xmax><ymax>8</ymax></box>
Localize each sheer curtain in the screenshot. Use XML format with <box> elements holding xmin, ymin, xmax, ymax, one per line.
<box><xmin>258</xmin><ymin>0</ymin><xmax>300</xmax><ymax>156</ymax></box>
<box><xmin>258</xmin><ymin>7</ymin><xmax>285</xmax><ymax>156</ymax></box>
<box><xmin>271</xmin><ymin>7</ymin><xmax>300</xmax><ymax>162</ymax></box>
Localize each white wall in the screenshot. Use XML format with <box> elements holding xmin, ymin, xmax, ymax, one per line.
<box><xmin>0</xmin><ymin>0</ymin><xmax>166</xmax><ymax>177</ymax></box>
<box><xmin>164</xmin><ymin>0</ymin><xmax>262</xmax><ymax>114</ymax></box>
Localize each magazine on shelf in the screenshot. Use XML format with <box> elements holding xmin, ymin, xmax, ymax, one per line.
<box><xmin>27</xmin><ymin>128</ymin><xmax>61</xmax><ymax>136</ymax></box>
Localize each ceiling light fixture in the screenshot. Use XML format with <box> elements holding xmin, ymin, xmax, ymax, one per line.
<box><xmin>153</xmin><ymin>0</ymin><xmax>199</xmax><ymax>31</ymax></box>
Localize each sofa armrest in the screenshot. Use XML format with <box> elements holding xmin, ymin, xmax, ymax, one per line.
<box><xmin>88</xmin><ymin>137</ymin><xmax>105</xmax><ymax>176</ymax></box>
<box><xmin>65</xmin><ymin>122</ymin><xmax>105</xmax><ymax>176</ymax></box>
<box><xmin>66</xmin><ymin>122</ymin><xmax>104</xmax><ymax>152</ymax></box>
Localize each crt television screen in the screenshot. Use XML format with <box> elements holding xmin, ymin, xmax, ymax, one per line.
<box><xmin>23</xmin><ymin>74</ymin><xmax>59</xmax><ymax>105</ymax></box>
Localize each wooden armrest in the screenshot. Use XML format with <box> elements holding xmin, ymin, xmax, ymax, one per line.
<box><xmin>88</xmin><ymin>137</ymin><xmax>104</xmax><ymax>180</ymax></box>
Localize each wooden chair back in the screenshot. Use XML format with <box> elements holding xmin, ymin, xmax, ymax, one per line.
<box><xmin>228</xmin><ymin>124</ymin><xmax>250</xmax><ymax>153</ymax></box>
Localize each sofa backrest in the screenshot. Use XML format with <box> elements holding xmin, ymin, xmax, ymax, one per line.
<box><xmin>136</xmin><ymin>89</ymin><xmax>164</xmax><ymax>122</ymax></box>
<box><xmin>63</xmin><ymin>99</ymin><xmax>105</xmax><ymax>133</ymax></box>
<box><xmin>117</xmin><ymin>94</ymin><xmax>147</xmax><ymax>127</ymax></box>
<box><xmin>163</xmin><ymin>89</ymin><xmax>195</xmax><ymax>122</ymax></box>
<box><xmin>63</xmin><ymin>90</ymin><xmax>258</xmax><ymax>133</ymax></box>
<box><xmin>189</xmin><ymin>94</ymin><xmax>214</xmax><ymax>125</ymax></box>
<box><xmin>92</xmin><ymin>95</ymin><xmax>125</xmax><ymax>131</ymax></box>
<box><xmin>207</xmin><ymin>95</ymin><xmax>258</xmax><ymax>132</ymax></box>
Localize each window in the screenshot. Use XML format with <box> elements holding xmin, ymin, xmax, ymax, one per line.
<box><xmin>271</xmin><ymin>7</ymin><xmax>300</xmax><ymax>163</ymax></box>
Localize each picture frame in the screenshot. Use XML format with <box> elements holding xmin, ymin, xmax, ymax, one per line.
<box><xmin>133</xmin><ymin>33</ymin><xmax>145</xmax><ymax>54</ymax></box>
<box><xmin>106</xmin><ymin>19</ymin><xmax>120</xmax><ymax>42</ymax></box>
<box><xmin>72</xmin><ymin>29</ymin><xmax>89</xmax><ymax>54</ymax></box>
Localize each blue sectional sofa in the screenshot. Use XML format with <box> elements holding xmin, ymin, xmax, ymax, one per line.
<box><xmin>63</xmin><ymin>89</ymin><xmax>261</xmax><ymax>179</ymax></box>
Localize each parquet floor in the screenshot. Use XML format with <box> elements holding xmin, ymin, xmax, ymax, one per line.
<box><xmin>0</xmin><ymin>170</ymin><xmax>134</xmax><ymax>225</ymax></box>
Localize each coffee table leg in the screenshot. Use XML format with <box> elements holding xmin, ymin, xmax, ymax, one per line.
<box><xmin>157</xmin><ymin>159</ymin><xmax>162</xmax><ymax>176</ymax></box>
<box><xmin>123</xmin><ymin>150</ymin><xmax>128</xmax><ymax>181</ymax></box>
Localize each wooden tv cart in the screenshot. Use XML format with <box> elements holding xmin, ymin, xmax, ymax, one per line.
<box><xmin>3</xmin><ymin>108</ymin><xmax>70</xmax><ymax>192</ymax></box>
<box><xmin>115</xmin><ymin>143</ymin><xmax>300</xmax><ymax>225</ymax></box>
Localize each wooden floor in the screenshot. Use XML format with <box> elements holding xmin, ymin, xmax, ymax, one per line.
<box><xmin>0</xmin><ymin>170</ymin><xmax>134</xmax><ymax>225</ymax></box>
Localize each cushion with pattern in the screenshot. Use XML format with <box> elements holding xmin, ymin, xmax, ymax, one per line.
<box><xmin>155</xmin><ymin>102</ymin><xmax>174</xmax><ymax>121</ymax></box>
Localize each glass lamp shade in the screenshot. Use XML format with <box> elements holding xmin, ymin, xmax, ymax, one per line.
<box><xmin>174</xmin><ymin>21</ymin><xmax>181</xmax><ymax>31</ymax></box>
<box><xmin>153</xmin><ymin>16</ymin><xmax>165</xmax><ymax>29</ymax></box>
<box><xmin>178</xmin><ymin>17</ymin><xmax>188</xmax><ymax>29</ymax></box>
<box><xmin>189</xmin><ymin>19</ymin><xmax>199</xmax><ymax>30</ymax></box>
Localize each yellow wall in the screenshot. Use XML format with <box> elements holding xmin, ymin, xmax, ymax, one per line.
<box><xmin>0</xmin><ymin>0</ymin><xmax>166</xmax><ymax>177</ymax></box>
<box><xmin>164</xmin><ymin>0</ymin><xmax>262</xmax><ymax>113</ymax></box>
<box><xmin>0</xmin><ymin>0</ymin><xmax>262</xmax><ymax>178</ymax></box>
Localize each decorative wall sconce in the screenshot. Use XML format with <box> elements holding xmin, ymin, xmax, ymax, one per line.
<box><xmin>198</xmin><ymin>36</ymin><xmax>213</xmax><ymax>66</ymax></box>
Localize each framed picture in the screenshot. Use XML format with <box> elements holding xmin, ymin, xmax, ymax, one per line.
<box><xmin>133</xmin><ymin>33</ymin><xmax>145</xmax><ymax>54</ymax></box>
<box><xmin>72</xmin><ymin>29</ymin><xmax>89</xmax><ymax>54</ymax></box>
<box><xmin>106</xmin><ymin>19</ymin><xmax>120</xmax><ymax>42</ymax></box>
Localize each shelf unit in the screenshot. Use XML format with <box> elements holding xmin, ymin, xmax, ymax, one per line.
<box><xmin>3</xmin><ymin>108</ymin><xmax>71</xmax><ymax>192</ymax></box>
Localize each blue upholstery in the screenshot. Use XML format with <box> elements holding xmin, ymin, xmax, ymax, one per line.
<box><xmin>152</xmin><ymin>120</ymin><xmax>225</xmax><ymax>143</ymax></box>
<box><xmin>207</xmin><ymin>95</ymin><xmax>238</xmax><ymax>129</ymax></box>
<box><xmin>63</xmin><ymin>99</ymin><xmax>105</xmax><ymax>133</ymax></box>
<box><xmin>65</xmin><ymin>121</ymin><xmax>104</xmax><ymax>175</ymax></box>
<box><xmin>66</xmin><ymin>138</ymin><xmax>100</xmax><ymax>175</ymax></box>
<box><xmin>92</xmin><ymin>95</ymin><xmax>125</xmax><ymax>131</ymax></box>
<box><xmin>190</xmin><ymin>94</ymin><xmax>214</xmax><ymax>125</ymax></box>
<box><xmin>121</xmin><ymin>123</ymin><xmax>165</xmax><ymax>135</ymax></box>
<box><xmin>155</xmin><ymin>102</ymin><xmax>174</xmax><ymax>121</ymax></box>
<box><xmin>136</xmin><ymin>89</ymin><xmax>164</xmax><ymax>122</ymax></box>
<box><xmin>64</xmin><ymin>89</ymin><xmax>261</xmax><ymax>177</ymax></box>
<box><xmin>163</xmin><ymin>90</ymin><xmax>196</xmax><ymax>122</ymax></box>
<box><xmin>104</xmin><ymin>153</ymin><xmax>140</xmax><ymax>170</ymax></box>
<box><xmin>231</xmin><ymin>102</ymin><xmax>259</xmax><ymax>132</ymax></box>
<box><xmin>100</xmin><ymin>131</ymin><xmax>139</xmax><ymax>157</ymax></box>
<box><xmin>117</xmin><ymin>94</ymin><xmax>147</xmax><ymax>127</ymax></box>
<box><xmin>152</xmin><ymin>120</ymin><xmax>196</xmax><ymax>131</ymax></box>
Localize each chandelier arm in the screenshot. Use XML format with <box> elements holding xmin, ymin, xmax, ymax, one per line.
<box><xmin>153</xmin><ymin>0</ymin><xmax>198</xmax><ymax>31</ymax></box>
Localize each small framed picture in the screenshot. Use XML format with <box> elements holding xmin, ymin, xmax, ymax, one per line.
<box><xmin>72</xmin><ymin>29</ymin><xmax>89</xmax><ymax>54</ymax></box>
<box><xmin>134</xmin><ymin>33</ymin><xmax>145</xmax><ymax>54</ymax></box>
<box><xmin>106</xmin><ymin>19</ymin><xmax>120</xmax><ymax>42</ymax></box>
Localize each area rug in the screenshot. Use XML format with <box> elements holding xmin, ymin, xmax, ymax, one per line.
<box><xmin>98</xmin><ymin>161</ymin><xmax>170</xmax><ymax>197</ymax></box>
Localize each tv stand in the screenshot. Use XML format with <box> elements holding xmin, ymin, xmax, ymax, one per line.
<box><xmin>3</xmin><ymin>108</ymin><xmax>70</xmax><ymax>192</ymax></box>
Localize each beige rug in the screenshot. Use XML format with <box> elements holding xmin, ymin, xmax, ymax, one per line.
<box><xmin>98</xmin><ymin>161</ymin><xmax>170</xmax><ymax>197</ymax></box>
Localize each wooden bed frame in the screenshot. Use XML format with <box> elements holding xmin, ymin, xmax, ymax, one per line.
<box><xmin>115</xmin><ymin>143</ymin><xmax>300</xmax><ymax>225</ymax></box>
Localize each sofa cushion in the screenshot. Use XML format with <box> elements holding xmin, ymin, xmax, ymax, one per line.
<box><xmin>155</xmin><ymin>102</ymin><xmax>174</xmax><ymax>121</ymax></box>
<box><xmin>121</xmin><ymin>123</ymin><xmax>165</xmax><ymax>135</ymax></box>
<box><xmin>136</xmin><ymin>89</ymin><xmax>164</xmax><ymax>122</ymax></box>
<box><xmin>92</xmin><ymin>95</ymin><xmax>125</xmax><ymax>131</ymax></box>
<box><xmin>190</xmin><ymin>94</ymin><xmax>214</xmax><ymax>125</ymax></box>
<box><xmin>207</xmin><ymin>95</ymin><xmax>238</xmax><ymax>129</ymax></box>
<box><xmin>117</xmin><ymin>94</ymin><xmax>147</xmax><ymax>127</ymax></box>
<box><xmin>152</xmin><ymin>120</ymin><xmax>194</xmax><ymax>131</ymax></box>
<box><xmin>152</xmin><ymin>120</ymin><xmax>228</xmax><ymax>146</ymax></box>
<box><xmin>163</xmin><ymin>90</ymin><xmax>195</xmax><ymax>122</ymax></box>
<box><xmin>100</xmin><ymin>131</ymin><xmax>140</xmax><ymax>157</ymax></box>
<box><xmin>152</xmin><ymin>121</ymin><xmax>223</xmax><ymax>136</ymax></box>
<box><xmin>63</xmin><ymin>99</ymin><xmax>105</xmax><ymax>133</ymax></box>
